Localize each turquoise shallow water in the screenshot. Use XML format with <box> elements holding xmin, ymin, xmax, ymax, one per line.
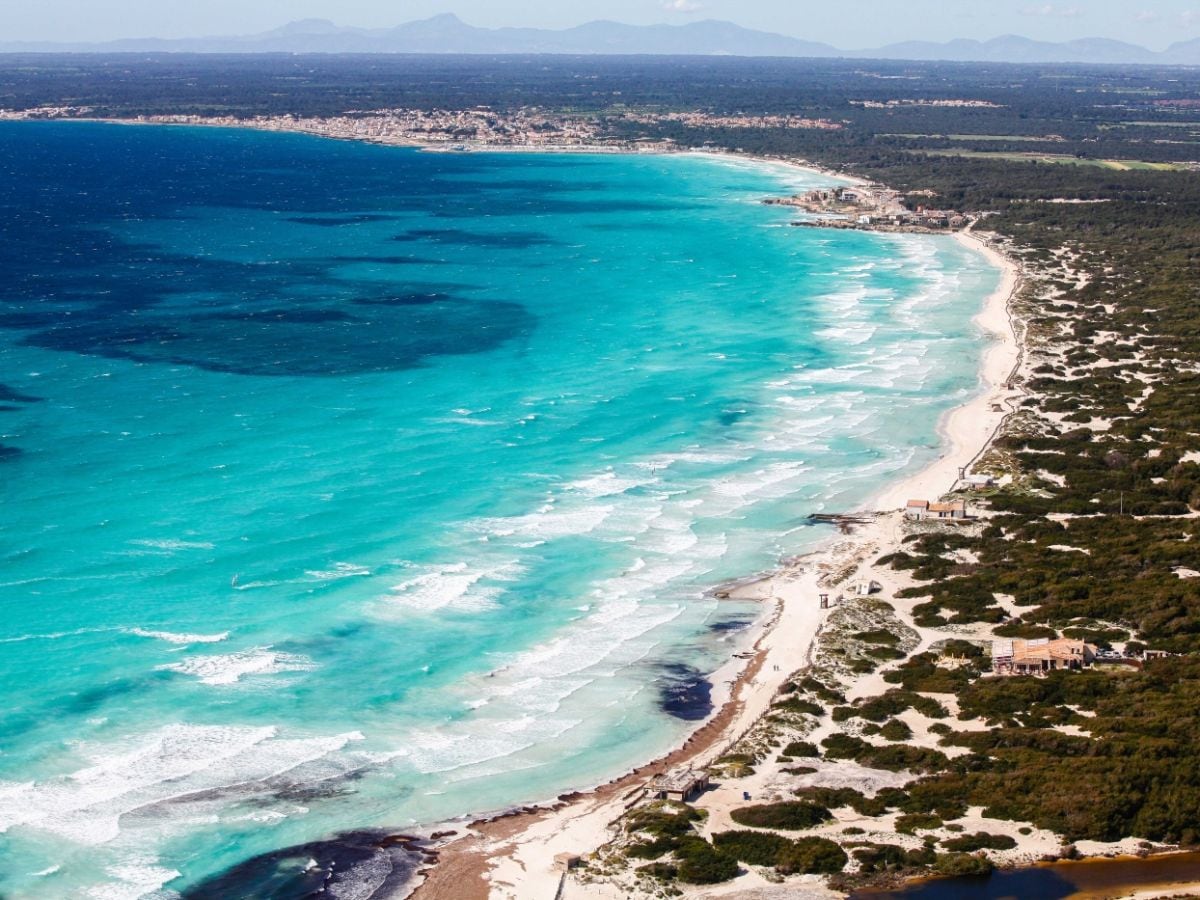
<box><xmin>0</xmin><ymin>122</ymin><xmax>1000</xmax><ymax>898</ymax></box>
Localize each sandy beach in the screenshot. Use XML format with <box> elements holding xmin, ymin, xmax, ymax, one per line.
<box><xmin>407</xmin><ymin>223</ymin><xmax>1025</xmax><ymax>899</ymax></box>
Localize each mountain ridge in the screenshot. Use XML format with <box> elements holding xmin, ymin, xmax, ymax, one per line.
<box><xmin>2</xmin><ymin>14</ymin><xmax>1197</xmax><ymax>66</ymax></box>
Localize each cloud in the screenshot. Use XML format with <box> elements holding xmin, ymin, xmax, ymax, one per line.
<box><xmin>1021</xmin><ymin>4</ymin><xmax>1083</xmax><ymax>17</ymax></box>
<box><xmin>662</xmin><ymin>0</ymin><xmax>704</xmax><ymax>13</ymax></box>
<box><xmin>1135</xmin><ymin>10</ymin><xmax>1160</xmax><ymax>23</ymax></box>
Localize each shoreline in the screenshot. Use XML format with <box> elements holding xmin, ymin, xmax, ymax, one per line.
<box><xmin>407</xmin><ymin>212</ymin><xmax>1025</xmax><ymax>898</ymax></box>
<box><xmin>12</xmin><ymin>115</ymin><xmax>1023</xmax><ymax>898</ymax></box>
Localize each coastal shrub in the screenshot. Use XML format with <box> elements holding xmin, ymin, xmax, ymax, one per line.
<box><xmin>772</xmin><ymin>697</ymin><xmax>824</xmax><ymax>717</ymax></box>
<box><xmin>992</xmin><ymin>621</ymin><xmax>1059</xmax><ymax>640</ymax></box>
<box><xmin>712</xmin><ymin>830</ymin><xmax>791</xmax><ymax>866</ymax></box>
<box><xmin>884</xmin><ymin>655</ymin><xmax>974</xmax><ymax>695</ymax></box>
<box><xmin>1062</xmin><ymin>626</ymin><xmax>1129</xmax><ymax>647</ymax></box>
<box><xmin>879</xmin><ymin>718</ymin><xmax>913</xmax><ymax>741</ymax></box>
<box><xmin>866</xmin><ymin>645</ymin><xmax>907</xmax><ymax>661</ymax></box>
<box><xmin>821</xmin><ymin>733</ymin><xmax>868</xmax><ymax>759</ymax></box>
<box><xmin>626</xmin><ymin>804</ymin><xmax>701</xmax><ymax>837</ymax></box>
<box><xmin>626</xmin><ymin>838</ymin><xmax>674</xmax><ymax>860</ymax></box>
<box><xmin>853</xmin><ymin>629</ymin><xmax>901</xmax><ymax>645</ymax></box>
<box><xmin>941</xmin><ymin>832</ymin><xmax>1019</xmax><ymax>852</ymax></box>
<box><xmin>730</xmin><ymin>801</ymin><xmax>832</xmax><ymax>831</ymax></box>
<box><xmin>896</xmin><ymin>813</ymin><xmax>942</xmax><ymax>835</ymax></box>
<box><xmin>858</xmin><ymin>744</ymin><xmax>950</xmax><ymax>774</ymax></box>
<box><xmin>635</xmin><ymin>862</ymin><xmax>677</xmax><ymax>881</ymax></box>
<box><xmin>781</xmin><ymin>740</ymin><xmax>819</xmax><ymax>758</ymax></box>
<box><xmin>851</xmin><ymin>843</ymin><xmax>930</xmax><ymax>874</ymax></box>
<box><xmin>847</xmin><ymin>689</ymin><xmax>949</xmax><ymax>722</ymax></box>
<box><xmin>714</xmin><ymin>753</ymin><xmax>757</xmax><ymax>777</ymax></box>
<box><xmin>933</xmin><ymin>852</ymin><xmax>995</xmax><ymax>877</ymax></box>
<box><xmin>774</xmin><ymin>837</ymin><xmax>848</xmax><ymax>875</ymax></box>
<box><xmin>800</xmin><ymin>676</ymin><xmax>846</xmax><ymax>704</ymax></box>
<box><xmin>940</xmin><ymin>639</ymin><xmax>986</xmax><ymax>659</ymax></box>
<box><xmin>900</xmin><ymin>782</ymin><xmax>969</xmax><ymax>821</ymax></box>
<box><xmin>793</xmin><ymin>787</ymin><xmax>890</xmax><ymax>816</ymax></box>
<box><xmin>831</xmin><ymin>706</ymin><xmax>855</xmax><ymax>723</ymax></box>
<box><xmin>782</xmin><ymin>765</ymin><xmax>818</xmax><ymax>775</ymax></box>
<box><xmin>674</xmin><ymin>841</ymin><xmax>738</xmax><ymax>885</ymax></box>
<box><xmin>820</xmin><ymin>733</ymin><xmax>948</xmax><ymax>773</ymax></box>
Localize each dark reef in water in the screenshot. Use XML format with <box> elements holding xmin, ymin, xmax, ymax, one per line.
<box><xmin>0</xmin><ymin>383</ymin><xmax>41</xmax><ymax>403</ymax></box>
<box><xmin>14</xmin><ymin>295</ymin><xmax>535</xmax><ymax>377</ymax></box>
<box><xmin>656</xmin><ymin>662</ymin><xmax>714</xmax><ymax>722</ymax></box>
<box><xmin>707</xmin><ymin>613</ymin><xmax>757</xmax><ymax>634</ymax></box>
<box><xmin>0</xmin><ymin>444</ymin><xmax>21</xmax><ymax>460</ymax></box>
<box><xmin>352</xmin><ymin>292</ymin><xmax>455</xmax><ymax>307</ymax></box>
<box><xmin>287</xmin><ymin>214</ymin><xmax>401</xmax><ymax>227</ymax></box>
<box><xmin>0</xmin><ymin>124</ymin><xmax>627</xmax><ymax>377</ymax></box>
<box><xmin>330</xmin><ymin>255</ymin><xmax>448</xmax><ymax>266</ymax></box>
<box><xmin>180</xmin><ymin>830</ymin><xmax>431</xmax><ymax>900</ymax></box>
<box><xmin>391</xmin><ymin>228</ymin><xmax>560</xmax><ymax>249</ymax></box>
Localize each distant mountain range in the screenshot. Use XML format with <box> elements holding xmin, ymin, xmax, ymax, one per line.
<box><xmin>4</xmin><ymin>14</ymin><xmax>1200</xmax><ymax>67</ymax></box>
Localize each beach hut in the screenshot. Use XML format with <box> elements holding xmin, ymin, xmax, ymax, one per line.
<box><xmin>554</xmin><ymin>852</ymin><xmax>581</xmax><ymax>872</ymax></box>
<box><xmin>648</xmin><ymin>769</ymin><xmax>710</xmax><ymax>804</ymax></box>
<box><xmin>929</xmin><ymin>500</ymin><xmax>969</xmax><ymax>520</ymax></box>
<box><xmin>905</xmin><ymin>499</ymin><xmax>930</xmax><ymax>520</ymax></box>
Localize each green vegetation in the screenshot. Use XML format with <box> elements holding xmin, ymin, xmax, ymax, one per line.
<box><xmin>730</xmin><ymin>801</ymin><xmax>833</xmax><ymax>831</ymax></box>
<box><xmin>942</xmin><ymin>832</ymin><xmax>1019</xmax><ymax>852</ymax></box>
<box><xmin>933</xmin><ymin>852</ymin><xmax>996</xmax><ymax>876</ymax></box>
<box><xmin>896</xmin><ymin>813</ymin><xmax>943</xmax><ymax>835</ymax></box>
<box><xmin>675</xmin><ymin>841</ymin><xmax>738</xmax><ymax>885</ymax></box>
<box><xmin>712</xmin><ymin>830</ymin><xmax>792</xmax><ymax>866</ymax></box>
<box><xmin>781</xmin><ymin>740</ymin><xmax>819</xmax><ymax>758</ymax></box>
<box><xmin>775</xmin><ymin>837</ymin><xmax>849</xmax><ymax>875</ymax></box>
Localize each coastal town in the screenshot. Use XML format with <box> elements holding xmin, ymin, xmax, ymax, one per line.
<box><xmin>0</xmin><ymin>104</ymin><xmax>840</xmax><ymax>152</ymax></box>
<box><xmin>767</xmin><ymin>185</ymin><xmax>971</xmax><ymax>233</ymax></box>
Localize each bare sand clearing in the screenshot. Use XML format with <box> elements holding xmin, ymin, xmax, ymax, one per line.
<box><xmin>409</xmin><ymin>229</ymin><xmax>1024</xmax><ymax>900</ymax></box>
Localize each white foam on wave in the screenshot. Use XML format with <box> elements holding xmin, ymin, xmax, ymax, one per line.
<box><xmin>127</xmin><ymin>538</ymin><xmax>215</xmax><ymax>552</ymax></box>
<box><xmin>88</xmin><ymin>858</ymin><xmax>181</xmax><ymax>900</ymax></box>
<box><xmin>387</xmin><ymin>559</ymin><xmax>522</xmax><ymax>613</ymax></box>
<box><xmin>127</xmin><ymin>628</ymin><xmax>229</xmax><ymax>645</ymax></box>
<box><xmin>159</xmin><ymin>647</ymin><xmax>316</xmax><ymax>685</ymax></box>
<box><xmin>566</xmin><ymin>469</ymin><xmax>655</xmax><ymax>498</ymax></box>
<box><xmin>305</xmin><ymin>562</ymin><xmax>371</xmax><ymax>581</ymax></box>
<box><xmin>0</xmin><ymin>724</ymin><xmax>363</xmax><ymax>847</ymax></box>
<box><xmin>472</xmin><ymin>502</ymin><xmax>615</xmax><ymax>540</ymax></box>
<box><xmin>0</xmin><ymin>626</ymin><xmax>114</xmax><ymax>644</ymax></box>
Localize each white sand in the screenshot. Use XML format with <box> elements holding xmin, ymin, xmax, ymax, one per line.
<box><xmin>874</xmin><ymin>230</ymin><xmax>1022</xmax><ymax>510</ymax></box>
<box><xmin>454</xmin><ymin>231</ymin><xmax>1025</xmax><ymax>899</ymax></box>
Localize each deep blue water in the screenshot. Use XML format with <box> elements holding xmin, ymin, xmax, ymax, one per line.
<box><xmin>0</xmin><ymin>122</ymin><xmax>1000</xmax><ymax>898</ymax></box>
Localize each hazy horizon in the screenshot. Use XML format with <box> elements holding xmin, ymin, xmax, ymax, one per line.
<box><xmin>5</xmin><ymin>1</ymin><xmax>1198</xmax><ymax>51</ymax></box>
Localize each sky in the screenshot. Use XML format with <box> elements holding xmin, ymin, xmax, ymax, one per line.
<box><xmin>7</xmin><ymin>0</ymin><xmax>1200</xmax><ymax>49</ymax></box>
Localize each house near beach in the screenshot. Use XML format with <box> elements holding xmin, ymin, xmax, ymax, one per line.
<box><xmin>906</xmin><ymin>499</ymin><xmax>969</xmax><ymax>521</ymax></box>
<box><xmin>992</xmin><ymin>638</ymin><xmax>1097</xmax><ymax>675</ymax></box>
<box><xmin>648</xmin><ymin>769</ymin><xmax>710</xmax><ymax>804</ymax></box>
<box><xmin>905</xmin><ymin>500</ymin><xmax>930</xmax><ymax>520</ymax></box>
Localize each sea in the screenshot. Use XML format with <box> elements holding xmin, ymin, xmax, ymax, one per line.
<box><xmin>0</xmin><ymin>121</ymin><xmax>1001</xmax><ymax>899</ymax></box>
